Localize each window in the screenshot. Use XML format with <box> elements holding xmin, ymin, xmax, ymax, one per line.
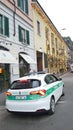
<box><xmin>55</xmin><ymin>38</ymin><xmax>57</xmax><ymax>48</ymax></box>
<box><xmin>52</xmin><ymin>48</ymin><xmax>55</xmax><ymax>54</ymax></box>
<box><xmin>51</xmin><ymin>33</ymin><xmax>54</xmax><ymax>45</ymax></box>
<box><xmin>0</xmin><ymin>14</ymin><xmax>9</xmax><ymax>37</ymax></box>
<box><xmin>31</xmin><ymin>80</ymin><xmax>41</xmax><ymax>88</ymax></box>
<box><xmin>11</xmin><ymin>79</ymin><xmax>41</xmax><ymax>89</ymax></box>
<box><xmin>37</xmin><ymin>21</ymin><xmax>40</xmax><ymax>35</ymax></box>
<box><xmin>45</xmin><ymin>74</ymin><xmax>57</xmax><ymax>84</ymax></box>
<box><xmin>45</xmin><ymin>27</ymin><xmax>49</xmax><ymax>40</ymax></box>
<box><xmin>18</xmin><ymin>25</ymin><xmax>30</xmax><ymax>45</ymax></box>
<box><xmin>18</xmin><ymin>0</ymin><xmax>28</xmax><ymax>15</ymax></box>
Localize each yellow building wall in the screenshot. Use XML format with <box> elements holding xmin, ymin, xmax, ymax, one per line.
<box><xmin>32</xmin><ymin>2</ymin><xmax>67</xmax><ymax>73</ymax></box>
<box><xmin>32</xmin><ymin>9</ymin><xmax>46</xmax><ymax>53</ymax></box>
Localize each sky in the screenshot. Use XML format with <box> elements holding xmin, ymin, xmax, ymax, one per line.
<box><xmin>38</xmin><ymin>0</ymin><xmax>73</xmax><ymax>41</ymax></box>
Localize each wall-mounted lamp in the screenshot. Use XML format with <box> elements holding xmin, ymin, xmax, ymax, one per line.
<box><xmin>39</xmin><ymin>47</ymin><xmax>42</xmax><ymax>52</ymax></box>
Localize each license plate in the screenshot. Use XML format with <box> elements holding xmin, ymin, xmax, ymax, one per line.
<box><xmin>15</xmin><ymin>95</ymin><xmax>27</xmax><ymax>100</ymax></box>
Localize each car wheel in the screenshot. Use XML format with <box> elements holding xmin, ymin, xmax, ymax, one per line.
<box><xmin>62</xmin><ymin>86</ymin><xmax>65</xmax><ymax>96</ymax></box>
<box><xmin>49</xmin><ymin>97</ymin><xmax>55</xmax><ymax>115</ymax></box>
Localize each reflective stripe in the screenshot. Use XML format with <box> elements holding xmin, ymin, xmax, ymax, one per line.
<box><xmin>6</xmin><ymin>82</ymin><xmax>63</xmax><ymax>101</ymax></box>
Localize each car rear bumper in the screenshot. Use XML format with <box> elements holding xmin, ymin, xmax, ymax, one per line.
<box><xmin>6</xmin><ymin>98</ymin><xmax>50</xmax><ymax>112</ymax></box>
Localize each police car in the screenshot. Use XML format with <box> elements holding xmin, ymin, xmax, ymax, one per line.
<box><xmin>5</xmin><ymin>72</ymin><xmax>64</xmax><ymax>115</ymax></box>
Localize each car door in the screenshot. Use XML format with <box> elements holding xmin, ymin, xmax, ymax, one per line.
<box><xmin>44</xmin><ymin>74</ymin><xmax>61</xmax><ymax>102</ymax></box>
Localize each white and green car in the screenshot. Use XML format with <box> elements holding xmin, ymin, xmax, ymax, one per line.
<box><xmin>5</xmin><ymin>72</ymin><xmax>64</xmax><ymax>115</ymax></box>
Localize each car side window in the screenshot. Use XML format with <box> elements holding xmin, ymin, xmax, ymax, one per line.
<box><xmin>45</xmin><ymin>75</ymin><xmax>50</xmax><ymax>84</ymax></box>
<box><xmin>45</xmin><ymin>75</ymin><xmax>57</xmax><ymax>84</ymax></box>
<box><xmin>50</xmin><ymin>75</ymin><xmax>57</xmax><ymax>82</ymax></box>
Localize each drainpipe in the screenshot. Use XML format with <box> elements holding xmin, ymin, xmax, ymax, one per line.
<box><xmin>13</xmin><ymin>0</ymin><xmax>16</xmax><ymax>36</ymax></box>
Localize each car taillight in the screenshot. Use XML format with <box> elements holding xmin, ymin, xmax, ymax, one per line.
<box><xmin>5</xmin><ymin>92</ymin><xmax>12</xmax><ymax>96</ymax></box>
<box><xmin>30</xmin><ymin>89</ymin><xmax>46</xmax><ymax>96</ymax></box>
<box><xmin>39</xmin><ymin>90</ymin><xmax>46</xmax><ymax>96</ymax></box>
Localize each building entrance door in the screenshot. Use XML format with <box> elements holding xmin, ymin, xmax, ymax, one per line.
<box><xmin>37</xmin><ymin>51</ymin><xmax>43</xmax><ymax>72</ymax></box>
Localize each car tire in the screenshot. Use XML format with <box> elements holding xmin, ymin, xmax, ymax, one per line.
<box><xmin>62</xmin><ymin>86</ymin><xmax>65</xmax><ymax>96</ymax></box>
<box><xmin>49</xmin><ymin>97</ymin><xmax>55</xmax><ymax>115</ymax></box>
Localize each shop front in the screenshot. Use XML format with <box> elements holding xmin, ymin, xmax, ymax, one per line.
<box><xmin>0</xmin><ymin>49</ymin><xmax>17</xmax><ymax>92</ymax></box>
<box><xmin>19</xmin><ymin>52</ymin><xmax>36</xmax><ymax>77</ymax></box>
<box><xmin>0</xmin><ymin>64</ymin><xmax>10</xmax><ymax>92</ymax></box>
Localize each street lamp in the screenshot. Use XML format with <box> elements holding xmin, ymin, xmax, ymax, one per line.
<box><xmin>60</xmin><ymin>28</ymin><xmax>66</xmax><ymax>36</ymax></box>
<box><xmin>61</xmin><ymin>28</ymin><xmax>66</xmax><ymax>30</ymax></box>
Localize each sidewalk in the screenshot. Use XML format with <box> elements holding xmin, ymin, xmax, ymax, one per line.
<box><xmin>55</xmin><ymin>71</ymin><xmax>70</xmax><ymax>78</ymax></box>
<box><xmin>0</xmin><ymin>91</ymin><xmax>6</xmax><ymax>105</ymax></box>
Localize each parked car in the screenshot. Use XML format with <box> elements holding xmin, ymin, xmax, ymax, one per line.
<box><xmin>5</xmin><ymin>72</ymin><xmax>64</xmax><ymax>115</ymax></box>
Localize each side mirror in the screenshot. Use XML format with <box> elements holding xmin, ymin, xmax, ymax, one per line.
<box><xmin>58</xmin><ymin>78</ymin><xmax>62</xmax><ymax>81</ymax></box>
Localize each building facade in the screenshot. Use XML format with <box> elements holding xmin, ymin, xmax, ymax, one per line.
<box><xmin>32</xmin><ymin>0</ymin><xmax>67</xmax><ymax>74</ymax></box>
<box><xmin>0</xmin><ymin>0</ymin><xmax>36</xmax><ymax>92</ymax></box>
<box><xmin>32</xmin><ymin>1</ymin><xmax>47</xmax><ymax>72</ymax></box>
<box><xmin>63</xmin><ymin>37</ymin><xmax>73</xmax><ymax>64</ymax></box>
<box><xmin>0</xmin><ymin>0</ymin><xmax>68</xmax><ymax>92</ymax></box>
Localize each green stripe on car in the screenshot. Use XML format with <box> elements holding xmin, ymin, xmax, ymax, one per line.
<box><xmin>6</xmin><ymin>82</ymin><xmax>63</xmax><ymax>101</ymax></box>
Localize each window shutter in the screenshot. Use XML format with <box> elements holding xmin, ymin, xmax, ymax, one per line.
<box><xmin>21</xmin><ymin>0</ymin><xmax>24</xmax><ymax>11</ymax></box>
<box><xmin>18</xmin><ymin>26</ymin><xmax>22</xmax><ymax>42</ymax></box>
<box><xmin>18</xmin><ymin>0</ymin><xmax>21</xmax><ymax>7</ymax></box>
<box><xmin>4</xmin><ymin>16</ymin><xmax>9</xmax><ymax>37</ymax></box>
<box><xmin>18</xmin><ymin>0</ymin><xmax>24</xmax><ymax>11</ymax></box>
<box><xmin>26</xmin><ymin>30</ymin><xmax>30</xmax><ymax>45</ymax></box>
<box><xmin>44</xmin><ymin>53</ymin><xmax>48</xmax><ymax>68</ymax></box>
<box><xmin>0</xmin><ymin>15</ymin><xmax>3</xmax><ymax>34</ymax></box>
<box><xmin>25</xmin><ymin>0</ymin><xmax>28</xmax><ymax>14</ymax></box>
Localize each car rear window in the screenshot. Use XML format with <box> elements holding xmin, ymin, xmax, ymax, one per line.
<box><xmin>10</xmin><ymin>79</ymin><xmax>41</xmax><ymax>89</ymax></box>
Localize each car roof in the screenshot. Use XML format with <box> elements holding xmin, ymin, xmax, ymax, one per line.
<box><xmin>14</xmin><ymin>72</ymin><xmax>51</xmax><ymax>82</ymax></box>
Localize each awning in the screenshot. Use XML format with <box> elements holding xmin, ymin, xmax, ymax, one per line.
<box><xmin>20</xmin><ymin>53</ymin><xmax>36</xmax><ymax>64</ymax></box>
<box><xmin>0</xmin><ymin>50</ymin><xmax>17</xmax><ymax>64</ymax></box>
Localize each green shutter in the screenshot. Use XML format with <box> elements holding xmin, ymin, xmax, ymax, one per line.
<box><xmin>18</xmin><ymin>0</ymin><xmax>24</xmax><ymax>11</ymax></box>
<box><xmin>21</xmin><ymin>0</ymin><xmax>24</xmax><ymax>11</ymax></box>
<box><xmin>18</xmin><ymin>26</ymin><xmax>22</xmax><ymax>42</ymax></box>
<box><xmin>4</xmin><ymin>16</ymin><xmax>9</xmax><ymax>37</ymax></box>
<box><xmin>26</xmin><ymin>30</ymin><xmax>30</xmax><ymax>45</ymax></box>
<box><xmin>18</xmin><ymin>0</ymin><xmax>21</xmax><ymax>7</ymax></box>
<box><xmin>0</xmin><ymin>15</ymin><xmax>3</xmax><ymax>34</ymax></box>
<box><xmin>18</xmin><ymin>0</ymin><xmax>28</xmax><ymax>14</ymax></box>
<box><xmin>25</xmin><ymin>0</ymin><xmax>28</xmax><ymax>14</ymax></box>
